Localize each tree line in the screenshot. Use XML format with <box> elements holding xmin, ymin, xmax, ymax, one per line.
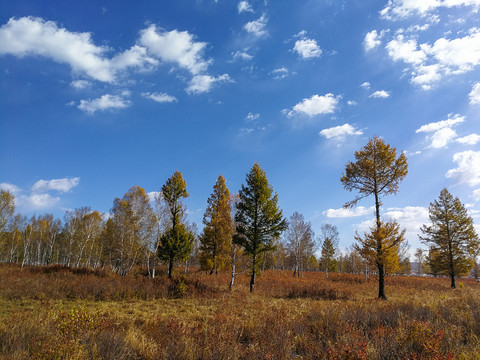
<box><xmin>1</xmin><ymin>137</ymin><xmax>478</xmax><ymax>297</ymax></box>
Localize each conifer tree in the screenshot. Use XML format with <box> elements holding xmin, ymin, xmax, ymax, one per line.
<box><xmin>200</xmin><ymin>175</ymin><xmax>233</xmax><ymax>274</ymax></box>
<box><xmin>158</xmin><ymin>171</ymin><xmax>194</xmax><ymax>279</ymax></box>
<box><xmin>341</xmin><ymin>136</ymin><xmax>408</xmax><ymax>300</ymax></box>
<box><xmin>319</xmin><ymin>224</ymin><xmax>339</xmax><ymax>278</ymax></box>
<box><xmin>420</xmin><ymin>188</ymin><xmax>479</xmax><ymax>288</ymax></box>
<box><xmin>234</xmin><ymin>163</ymin><xmax>287</xmax><ymax>292</ymax></box>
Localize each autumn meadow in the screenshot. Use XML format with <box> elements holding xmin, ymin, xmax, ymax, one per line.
<box><xmin>1</xmin><ymin>263</ymin><xmax>480</xmax><ymax>360</ymax></box>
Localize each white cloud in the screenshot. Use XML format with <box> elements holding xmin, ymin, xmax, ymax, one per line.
<box><xmin>293</xmin><ymin>38</ymin><xmax>322</xmax><ymax>59</ymax></box>
<box><xmin>287</xmin><ymin>93</ymin><xmax>340</xmax><ymax>118</ymax></box>
<box><xmin>386</xmin><ymin>35</ymin><xmax>426</xmax><ymax>65</ymax></box>
<box><xmin>386</xmin><ymin>29</ymin><xmax>480</xmax><ymax>89</ymax></box>
<box><xmin>271</xmin><ymin>67</ymin><xmax>289</xmax><ymax>79</ymax></box>
<box><xmin>141</xmin><ymin>92</ymin><xmax>177</xmax><ymax>103</ymax></box>
<box><xmin>232</xmin><ymin>49</ymin><xmax>253</xmax><ymax>61</ymax></box>
<box><xmin>139</xmin><ymin>24</ymin><xmax>210</xmax><ymax>75</ymax></box>
<box><xmin>0</xmin><ymin>183</ymin><xmax>21</xmax><ymax>194</ymax></box>
<box><xmin>0</xmin><ymin>16</ymin><xmax>114</xmax><ymax>82</ymax></box>
<box><xmin>416</xmin><ymin>113</ymin><xmax>464</xmax><ymax>148</ymax></box>
<box><xmin>319</xmin><ymin>124</ymin><xmax>363</xmax><ymax>140</ymax></box>
<box><xmin>78</xmin><ymin>94</ymin><xmax>130</xmax><ymax>114</ymax></box>
<box><xmin>32</xmin><ymin>177</ymin><xmax>80</xmax><ymax>193</ymax></box>
<box><xmin>238</xmin><ymin>1</ymin><xmax>254</xmax><ymax>13</ymax></box>
<box><xmin>470</xmin><ymin>82</ymin><xmax>480</xmax><ymax>104</ymax></box>
<box><xmin>473</xmin><ymin>188</ymin><xmax>480</xmax><ymax>201</ymax></box>
<box><xmin>347</xmin><ymin>100</ymin><xmax>358</xmax><ymax>106</ymax></box>
<box><xmin>364</xmin><ymin>30</ymin><xmax>382</xmax><ymax>51</ymax></box>
<box><xmin>244</xmin><ymin>15</ymin><xmax>268</xmax><ymax>37</ymax></box>
<box><xmin>456</xmin><ymin>133</ymin><xmax>480</xmax><ymax>145</ymax></box>
<box><xmin>147</xmin><ymin>191</ymin><xmax>161</xmax><ymax>203</ymax></box>
<box><xmin>416</xmin><ymin>113</ymin><xmax>465</xmax><ymax>133</ymax></box>
<box><xmin>245</xmin><ymin>112</ymin><xmax>260</xmax><ymax>121</ymax></box>
<box><xmin>369</xmin><ymin>90</ymin><xmax>391</xmax><ymax>98</ymax></box>
<box><xmin>110</xmin><ymin>44</ymin><xmax>158</xmax><ymax>73</ymax></box>
<box><xmin>70</xmin><ymin>80</ymin><xmax>91</xmax><ymax>89</ymax></box>
<box><xmin>428</xmin><ymin>127</ymin><xmax>457</xmax><ymax>148</ymax></box>
<box><xmin>323</xmin><ymin>206</ymin><xmax>374</xmax><ymax>218</ymax></box>
<box><xmin>360</xmin><ymin>81</ymin><xmax>371</xmax><ymax>89</ymax></box>
<box><xmin>383</xmin><ymin>206</ymin><xmax>430</xmax><ymax>241</ymax></box>
<box><xmin>446</xmin><ymin>150</ymin><xmax>480</xmax><ymax>186</ymax></box>
<box><xmin>186</xmin><ymin>74</ymin><xmax>232</xmax><ymax>94</ymax></box>
<box><xmin>381</xmin><ymin>0</ymin><xmax>480</xmax><ymax>19</ymax></box>
<box><xmin>24</xmin><ymin>193</ymin><xmax>60</xmax><ymax>209</ymax></box>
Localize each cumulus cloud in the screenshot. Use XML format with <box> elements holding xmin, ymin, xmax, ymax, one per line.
<box><xmin>0</xmin><ymin>17</ymin><xmax>231</xmax><ymax>97</ymax></box>
<box><xmin>186</xmin><ymin>74</ymin><xmax>232</xmax><ymax>94</ymax></box>
<box><xmin>244</xmin><ymin>15</ymin><xmax>268</xmax><ymax>37</ymax></box>
<box><xmin>364</xmin><ymin>30</ymin><xmax>383</xmax><ymax>51</ymax></box>
<box><xmin>25</xmin><ymin>193</ymin><xmax>61</xmax><ymax>209</ymax></box>
<box><xmin>0</xmin><ymin>16</ymin><xmax>114</xmax><ymax>82</ymax></box>
<box><xmin>286</xmin><ymin>93</ymin><xmax>340</xmax><ymax>118</ymax></box>
<box><xmin>385</xmin><ymin>29</ymin><xmax>480</xmax><ymax>89</ymax></box>
<box><xmin>0</xmin><ymin>17</ymin><xmax>160</xmax><ymax>83</ymax></box>
<box><xmin>271</xmin><ymin>67</ymin><xmax>289</xmax><ymax>79</ymax></box>
<box><xmin>323</xmin><ymin>206</ymin><xmax>374</xmax><ymax>218</ymax></box>
<box><xmin>232</xmin><ymin>49</ymin><xmax>253</xmax><ymax>61</ymax></box>
<box><xmin>139</xmin><ymin>25</ymin><xmax>210</xmax><ymax>75</ymax></box>
<box><xmin>319</xmin><ymin>124</ymin><xmax>363</xmax><ymax>140</ymax></box>
<box><xmin>70</xmin><ymin>80</ymin><xmax>91</xmax><ymax>89</ymax></box>
<box><xmin>245</xmin><ymin>112</ymin><xmax>260</xmax><ymax>121</ymax></box>
<box><xmin>141</xmin><ymin>92</ymin><xmax>177</xmax><ymax>103</ymax></box>
<box><xmin>0</xmin><ymin>183</ymin><xmax>21</xmax><ymax>194</ymax></box>
<box><xmin>78</xmin><ymin>94</ymin><xmax>130</xmax><ymax>114</ymax></box>
<box><xmin>381</xmin><ymin>0</ymin><xmax>480</xmax><ymax>19</ymax></box>
<box><xmin>456</xmin><ymin>133</ymin><xmax>480</xmax><ymax>145</ymax></box>
<box><xmin>238</xmin><ymin>1</ymin><xmax>254</xmax><ymax>13</ymax></box>
<box><xmin>470</xmin><ymin>82</ymin><xmax>480</xmax><ymax>104</ymax></box>
<box><xmin>293</xmin><ymin>38</ymin><xmax>322</xmax><ymax>59</ymax></box>
<box><xmin>32</xmin><ymin>177</ymin><xmax>80</xmax><ymax>193</ymax></box>
<box><xmin>147</xmin><ymin>191</ymin><xmax>161</xmax><ymax>203</ymax></box>
<box><xmin>416</xmin><ymin>113</ymin><xmax>465</xmax><ymax>148</ymax></box>
<box><xmin>383</xmin><ymin>206</ymin><xmax>430</xmax><ymax>241</ymax></box>
<box><xmin>360</xmin><ymin>81</ymin><xmax>371</xmax><ymax>89</ymax></box>
<box><xmin>473</xmin><ymin>188</ymin><xmax>480</xmax><ymax>201</ymax></box>
<box><xmin>416</xmin><ymin>114</ymin><xmax>465</xmax><ymax>133</ymax></box>
<box><xmin>446</xmin><ymin>150</ymin><xmax>480</xmax><ymax>186</ymax></box>
<box><xmin>428</xmin><ymin>127</ymin><xmax>458</xmax><ymax>148</ymax></box>
<box><xmin>3</xmin><ymin>178</ymin><xmax>79</xmax><ymax>211</ymax></box>
<box><xmin>370</xmin><ymin>90</ymin><xmax>391</xmax><ymax>98</ymax></box>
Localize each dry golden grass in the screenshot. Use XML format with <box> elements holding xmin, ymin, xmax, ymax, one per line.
<box><xmin>1</xmin><ymin>264</ymin><xmax>480</xmax><ymax>359</ymax></box>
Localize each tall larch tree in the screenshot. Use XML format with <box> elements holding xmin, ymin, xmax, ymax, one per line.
<box><xmin>341</xmin><ymin>136</ymin><xmax>408</xmax><ymax>300</ymax></box>
<box><xmin>420</xmin><ymin>188</ymin><xmax>479</xmax><ymax>288</ymax></box>
<box><xmin>319</xmin><ymin>224</ymin><xmax>339</xmax><ymax>278</ymax></box>
<box><xmin>200</xmin><ymin>175</ymin><xmax>233</xmax><ymax>274</ymax></box>
<box><xmin>234</xmin><ymin>163</ymin><xmax>287</xmax><ymax>292</ymax></box>
<box><xmin>157</xmin><ymin>171</ymin><xmax>194</xmax><ymax>279</ymax></box>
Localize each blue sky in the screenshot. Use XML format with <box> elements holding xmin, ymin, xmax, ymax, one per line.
<box><xmin>1</xmin><ymin>0</ymin><xmax>480</xmax><ymax>254</ymax></box>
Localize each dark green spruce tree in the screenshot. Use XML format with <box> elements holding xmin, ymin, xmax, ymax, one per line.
<box><xmin>234</xmin><ymin>163</ymin><xmax>287</xmax><ymax>292</ymax></box>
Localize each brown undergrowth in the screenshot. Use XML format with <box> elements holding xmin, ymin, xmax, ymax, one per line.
<box><xmin>1</xmin><ymin>264</ymin><xmax>479</xmax><ymax>359</ymax></box>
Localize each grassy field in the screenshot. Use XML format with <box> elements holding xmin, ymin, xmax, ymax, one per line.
<box><xmin>1</xmin><ymin>264</ymin><xmax>479</xmax><ymax>359</ymax></box>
